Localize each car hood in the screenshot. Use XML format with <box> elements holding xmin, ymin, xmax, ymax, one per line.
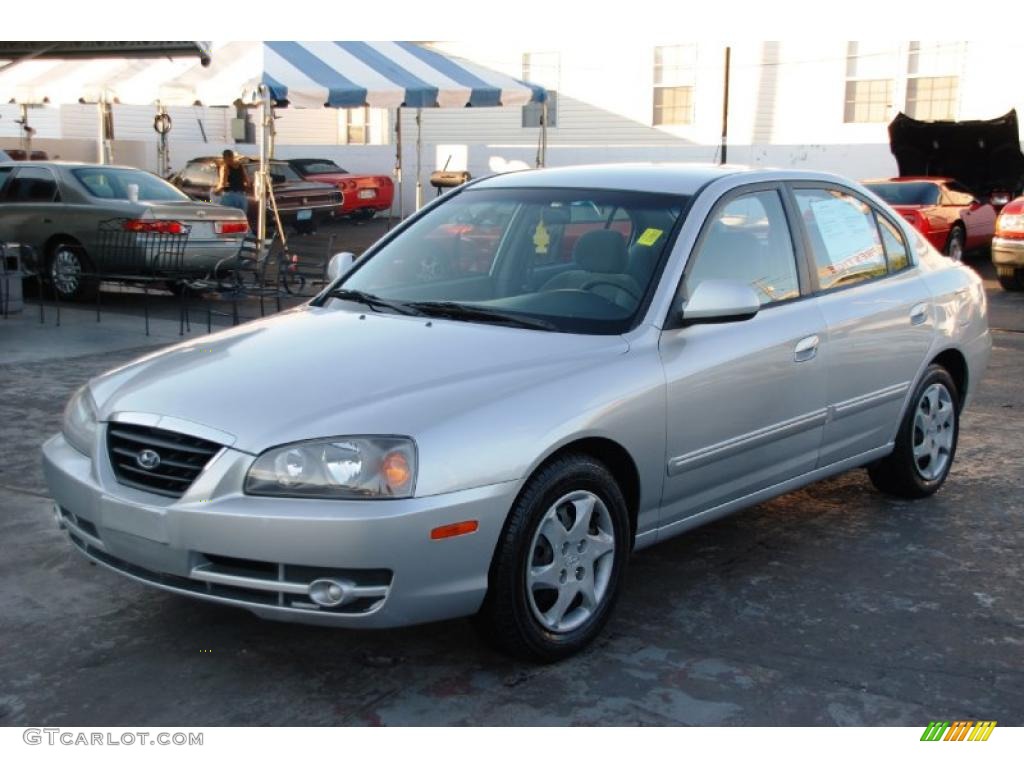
<box><xmin>888</xmin><ymin>110</ymin><xmax>1024</xmax><ymax>196</ymax></box>
<box><xmin>88</xmin><ymin>306</ymin><xmax>630</xmax><ymax>453</ymax></box>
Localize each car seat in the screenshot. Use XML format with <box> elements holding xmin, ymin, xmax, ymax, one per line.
<box><xmin>540</xmin><ymin>229</ymin><xmax>642</xmax><ymax>308</ymax></box>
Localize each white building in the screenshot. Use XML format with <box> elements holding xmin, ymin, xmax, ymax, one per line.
<box><xmin>3</xmin><ymin>41</ymin><xmax>1022</xmax><ymax>214</ymax></box>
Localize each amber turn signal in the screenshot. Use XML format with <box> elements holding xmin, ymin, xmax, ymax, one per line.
<box><xmin>381</xmin><ymin>451</ymin><xmax>412</xmax><ymax>490</ymax></box>
<box><xmin>430</xmin><ymin>520</ymin><xmax>479</xmax><ymax>540</ymax></box>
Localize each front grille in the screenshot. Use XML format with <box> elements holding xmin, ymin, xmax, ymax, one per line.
<box><xmin>107</xmin><ymin>423</ymin><xmax>221</xmax><ymax>498</ymax></box>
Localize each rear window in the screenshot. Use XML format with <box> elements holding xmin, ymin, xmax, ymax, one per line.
<box><xmin>73</xmin><ymin>168</ymin><xmax>188</xmax><ymax>202</ymax></box>
<box><xmin>294</xmin><ymin>159</ymin><xmax>346</xmax><ymax>174</ymax></box>
<box><xmin>246</xmin><ymin>162</ymin><xmax>303</xmax><ymax>183</ymax></box>
<box><xmin>865</xmin><ymin>182</ymin><xmax>940</xmax><ymax>206</ymax></box>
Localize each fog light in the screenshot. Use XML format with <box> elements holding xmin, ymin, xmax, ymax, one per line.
<box><xmin>308</xmin><ymin>578</ymin><xmax>351</xmax><ymax>608</ymax></box>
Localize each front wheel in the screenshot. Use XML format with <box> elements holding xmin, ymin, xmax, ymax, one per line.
<box><xmin>868</xmin><ymin>365</ymin><xmax>959</xmax><ymax>498</ymax></box>
<box><xmin>477</xmin><ymin>454</ymin><xmax>630</xmax><ymax>662</ymax></box>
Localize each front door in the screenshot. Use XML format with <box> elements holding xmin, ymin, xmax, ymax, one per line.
<box><xmin>658</xmin><ymin>186</ymin><xmax>829</xmax><ymax>530</ymax></box>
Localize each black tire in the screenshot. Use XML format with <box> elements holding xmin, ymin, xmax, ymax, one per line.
<box><xmin>996</xmin><ymin>267</ymin><xmax>1024</xmax><ymax>292</ymax></box>
<box><xmin>476</xmin><ymin>453</ymin><xmax>631</xmax><ymax>662</ymax></box>
<box><xmin>48</xmin><ymin>241</ymin><xmax>97</xmax><ymax>302</ymax></box>
<box><xmin>944</xmin><ymin>225</ymin><xmax>965</xmax><ymax>261</ymax></box>
<box><xmin>868</xmin><ymin>364</ymin><xmax>960</xmax><ymax>499</ymax></box>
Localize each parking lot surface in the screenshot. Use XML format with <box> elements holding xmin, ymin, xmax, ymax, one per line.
<box><xmin>0</xmin><ymin>256</ymin><xmax>1021</xmax><ymax>726</ymax></box>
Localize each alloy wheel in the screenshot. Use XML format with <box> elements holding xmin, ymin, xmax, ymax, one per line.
<box><xmin>525</xmin><ymin>490</ymin><xmax>616</xmax><ymax>633</ymax></box>
<box><xmin>913</xmin><ymin>382</ymin><xmax>955</xmax><ymax>481</ymax></box>
<box><xmin>51</xmin><ymin>248</ymin><xmax>82</xmax><ymax>296</ymax></box>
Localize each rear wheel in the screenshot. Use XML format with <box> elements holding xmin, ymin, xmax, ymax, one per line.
<box><xmin>996</xmin><ymin>266</ymin><xmax>1024</xmax><ymax>291</ymax></box>
<box><xmin>477</xmin><ymin>454</ymin><xmax>630</xmax><ymax>662</ymax></box>
<box><xmin>48</xmin><ymin>241</ymin><xmax>97</xmax><ymax>301</ymax></box>
<box><xmin>944</xmin><ymin>225</ymin><xmax>965</xmax><ymax>261</ymax></box>
<box><xmin>868</xmin><ymin>365</ymin><xmax>959</xmax><ymax>498</ymax></box>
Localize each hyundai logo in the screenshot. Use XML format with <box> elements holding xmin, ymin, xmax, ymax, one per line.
<box><xmin>136</xmin><ymin>449</ymin><xmax>161</xmax><ymax>471</ymax></box>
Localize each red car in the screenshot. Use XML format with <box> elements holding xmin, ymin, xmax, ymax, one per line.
<box><xmin>993</xmin><ymin>196</ymin><xmax>1024</xmax><ymax>291</ymax></box>
<box><xmin>863</xmin><ymin>177</ymin><xmax>997</xmax><ymax>260</ymax></box>
<box><xmin>287</xmin><ymin>158</ymin><xmax>394</xmax><ymax>220</ymax></box>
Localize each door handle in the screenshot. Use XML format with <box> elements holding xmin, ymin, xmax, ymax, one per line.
<box><xmin>41</xmin><ymin>218</ymin><xmax>52</xmax><ymax>224</ymax></box>
<box><xmin>910</xmin><ymin>302</ymin><xmax>929</xmax><ymax>326</ymax></box>
<box><xmin>794</xmin><ymin>334</ymin><xmax>819</xmax><ymax>363</ymax></box>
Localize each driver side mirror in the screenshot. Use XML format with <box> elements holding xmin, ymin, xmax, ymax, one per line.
<box><xmin>680</xmin><ymin>279</ymin><xmax>761</xmax><ymax>325</ymax></box>
<box><xmin>326</xmin><ymin>251</ymin><xmax>356</xmax><ymax>282</ymax></box>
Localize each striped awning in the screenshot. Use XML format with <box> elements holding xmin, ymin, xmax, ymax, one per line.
<box><xmin>0</xmin><ymin>41</ymin><xmax>546</xmax><ymax>109</ymax></box>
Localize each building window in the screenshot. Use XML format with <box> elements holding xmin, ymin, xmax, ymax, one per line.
<box><xmin>522</xmin><ymin>52</ymin><xmax>559</xmax><ymax>128</ymax></box>
<box><xmin>345</xmin><ymin>107</ymin><xmax>369</xmax><ymax>144</ymax></box>
<box><xmin>653</xmin><ymin>44</ymin><xmax>696</xmax><ymax>125</ymax></box>
<box><xmin>906</xmin><ymin>42</ymin><xmax>962</xmax><ymax>120</ymax></box>
<box><xmin>844</xmin><ymin>42</ymin><xmax>895</xmax><ymax>123</ymax></box>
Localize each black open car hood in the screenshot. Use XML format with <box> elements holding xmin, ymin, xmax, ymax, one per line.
<box><xmin>888</xmin><ymin>110</ymin><xmax>1024</xmax><ymax>196</ymax></box>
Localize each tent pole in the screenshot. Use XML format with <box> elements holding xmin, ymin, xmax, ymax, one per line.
<box><xmin>20</xmin><ymin>104</ymin><xmax>32</xmax><ymax>159</ymax></box>
<box><xmin>538</xmin><ymin>100</ymin><xmax>548</xmax><ymax>168</ymax></box>
<box><xmin>395</xmin><ymin>106</ymin><xmax>403</xmax><ymax>223</ymax></box>
<box><xmin>415</xmin><ymin>107</ymin><xmax>423</xmax><ymax>211</ymax></box>
<box><xmin>96</xmin><ymin>99</ymin><xmax>105</xmax><ymax>164</ymax></box>
<box><xmin>257</xmin><ymin>85</ymin><xmax>270</xmax><ymax>249</ymax></box>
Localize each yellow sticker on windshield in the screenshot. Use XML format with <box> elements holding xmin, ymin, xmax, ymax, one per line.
<box><xmin>637</xmin><ymin>228</ymin><xmax>663</xmax><ymax>247</ymax></box>
<box><xmin>533</xmin><ymin>220</ymin><xmax>550</xmax><ymax>254</ymax></box>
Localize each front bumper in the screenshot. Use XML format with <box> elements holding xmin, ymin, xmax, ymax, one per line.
<box><xmin>42</xmin><ymin>430</ymin><xmax>516</xmax><ymax>628</ymax></box>
<box><xmin>992</xmin><ymin>237</ymin><xmax>1024</xmax><ymax>268</ymax></box>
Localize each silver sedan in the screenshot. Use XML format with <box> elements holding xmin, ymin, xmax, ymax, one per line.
<box><xmin>42</xmin><ymin>164</ymin><xmax>991</xmax><ymax>660</ymax></box>
<box><xmin>0</xmin><ymin>162</ymin><xmax>249</xmax><ymax>301</ymax></box>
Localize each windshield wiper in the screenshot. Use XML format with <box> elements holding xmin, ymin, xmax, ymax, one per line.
<box><xmin>405</xmin><ymin>301</ymin><xmax>557</xmax><ymax>331</ymax></box>
<box><xmin>325</xmin><ymin>288</ymin><xmax>422</xmax><ymax>316</ymax></box>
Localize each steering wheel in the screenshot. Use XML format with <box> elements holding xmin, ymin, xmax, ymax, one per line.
<box><xmin>580</xmin><ymin>279</ymin><xmax>642</xmax><ymax>303</ymax></box>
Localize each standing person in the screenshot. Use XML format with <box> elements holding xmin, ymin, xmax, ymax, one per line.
<box><xmin>215</xmin><ymin>149</ymin><xmax>250</xmax><ymax>213</ymax></box>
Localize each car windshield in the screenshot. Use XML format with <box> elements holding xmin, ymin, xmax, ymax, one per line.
<box><xmin>245</xmin><ymin>162</ymin><xmax>303</xmax><ymax>183</ymax></box>
<box><xmin>72</xmin><ymin>167</ymin><xmax>189</xmax><ymax>202</ymax></box>
<box><xmin>328</xmin><ymin>187</ymin><xmax>688</xmax><ymax>334</ymax></box>
<box><xmin>295</xmin><ymin>159</ymin><xmax>346</xmax><ymax>174</ymax></box>
<box><xmin>865</xmin><ymin>181</ymin><xmax>941</xmax><ymax>206</ymax></box>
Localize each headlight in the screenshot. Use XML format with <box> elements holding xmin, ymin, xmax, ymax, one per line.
<box><xmin>245</xmin><ymin>437</ymin><xmax>417</xmax><ymax>499</ymax></box>
<box><xmin>62</xmin><ymin>386</ymin><xmax>98</xmax><ymax>456</ymax></box>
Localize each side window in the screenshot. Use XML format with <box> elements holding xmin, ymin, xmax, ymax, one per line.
<box><xmin>875</xmin><ymin>214</ymin><xmax>910</xmax><ymax>272</ymax></box>
<box><xmin>794</xmin><ymin>188</ymin><xmax>887</xmax><ymax>291</ymax></box>
<box><xmin>0</xmin><ymin>166</ymin><xmax>13</xmax><ymax>195</ymax></box>
<box><xmin>5</xmin><ymin>167</ymin><xmax>59</xmax><ymax>203</ymax></box>
<box><xmin>686</xmin><ymin>189</ymin><xmax>800</xmax><ymax>305</ymax></box>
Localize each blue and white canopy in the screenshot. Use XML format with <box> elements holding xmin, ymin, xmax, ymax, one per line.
<box><xmin>0</xmin><ymin>41</ymin><xmax>546</xmax><ymax>109</ymax></box>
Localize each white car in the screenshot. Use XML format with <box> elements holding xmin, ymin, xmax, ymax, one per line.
<box><xmin>43</xmin><ymin>164</ymin><xmax>991</xmax><ymax>660</ymax></box>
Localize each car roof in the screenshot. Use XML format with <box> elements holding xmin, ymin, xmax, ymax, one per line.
<box><xmin>470</xmin><ymin>163</ymin><xmax>859</xmax><ymax>196</ymax></box>
<box><xmin>0</xmin><ymin>161</ymin><xmax>151</xmax><ymax>171</ymax></box>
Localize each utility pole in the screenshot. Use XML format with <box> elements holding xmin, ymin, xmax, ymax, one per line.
<box><xmin>720</xmin><ymin>46</ymin><xmax>731</xmax><ymax>165</ymax></box>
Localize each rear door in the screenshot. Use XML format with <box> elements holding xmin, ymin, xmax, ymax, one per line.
<box><xmin>658</xmin><ymin>185</ymin><xmax>829</xmax><ymax>528</ymax></box>
<box><xmin>789</xmin><ymin>184</ymin><xmax>935</xmax><ymax>467</ymax></box>
<box><xmin>0</xmin><ymin>165</ymin><xmax>63</xmax><ymax>249</ymax></box>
